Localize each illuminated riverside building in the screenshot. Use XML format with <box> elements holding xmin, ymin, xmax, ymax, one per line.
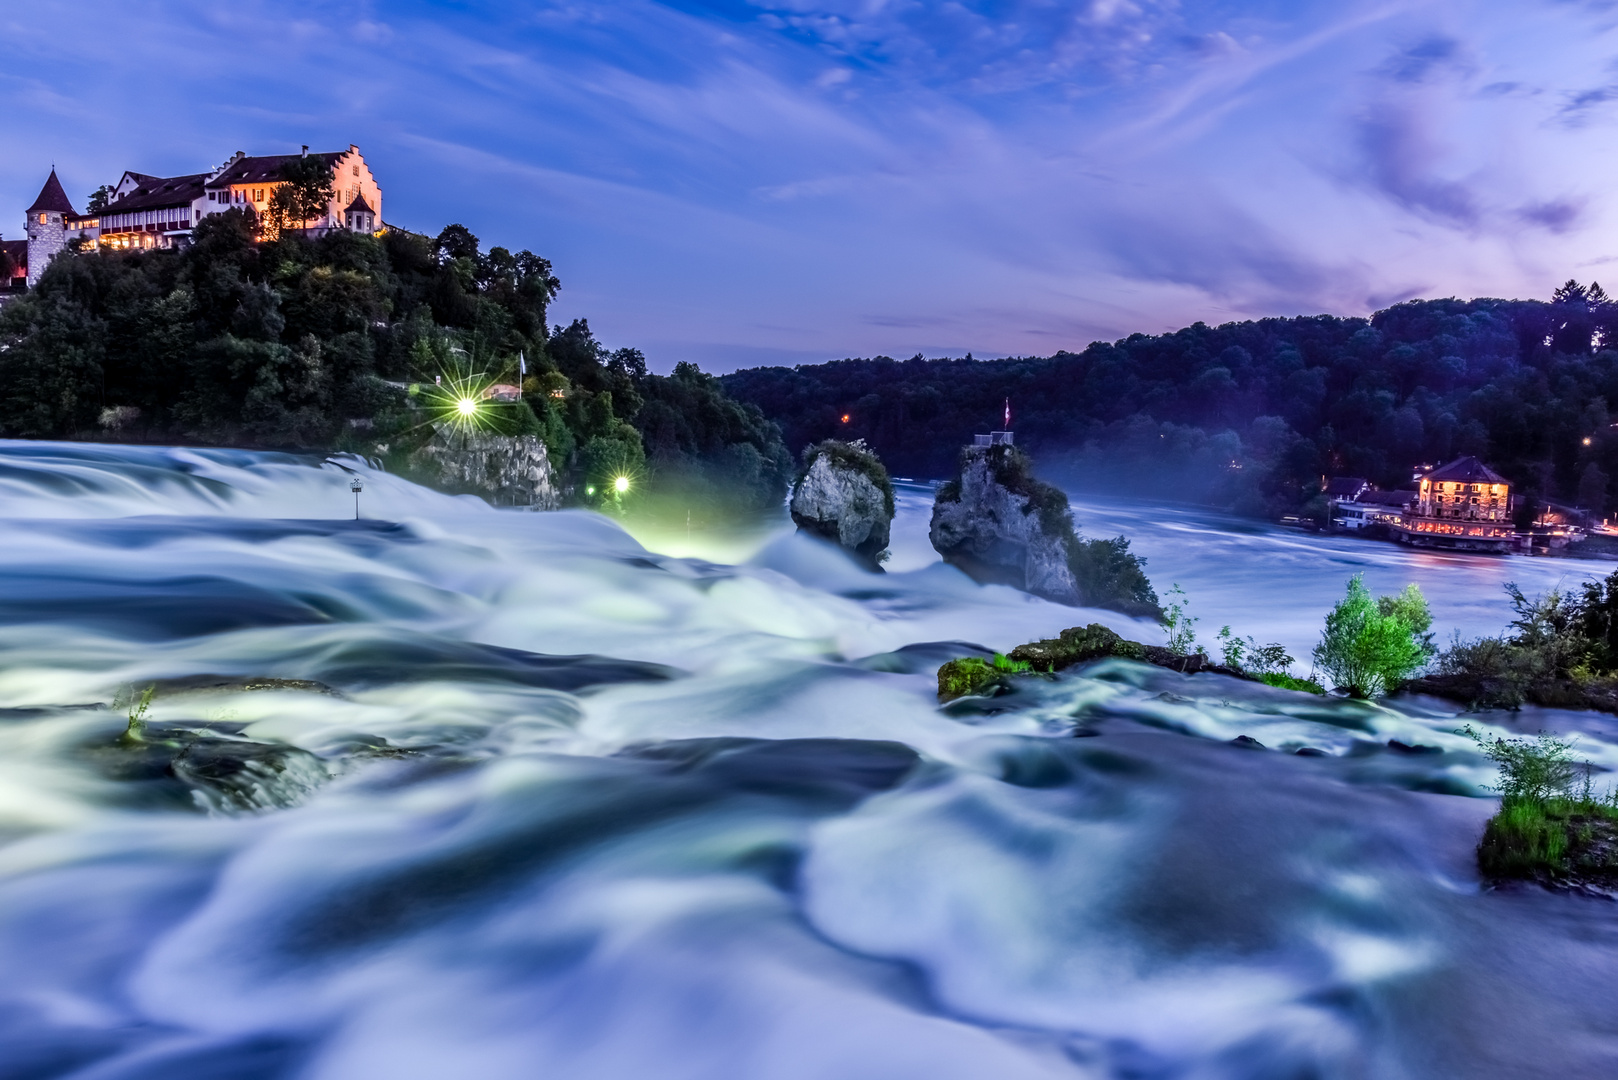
<box><xmin>6</xmin><ymin>146</ymin><xmax>383</xmax><ymax>292</ymax></box>
<box><xmin>1390</xmin><ymin>456</ymin><xmax>1516</xmax><ymax>552</ymax></box>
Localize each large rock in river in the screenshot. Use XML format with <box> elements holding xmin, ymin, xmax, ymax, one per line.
<box><xmin>790</xmin><ymin>440</ymin><xmax>894</xmax><ymax>566</ymax></box>
<box><xmin>411</xmin><ymin>430</ymin><xmax>559</xmax><ymax>509</ymax></box>
<box><xmin>930</xmin><ymin>444</ymin><xmax>1160</xmax><ymax>617</ymax></box>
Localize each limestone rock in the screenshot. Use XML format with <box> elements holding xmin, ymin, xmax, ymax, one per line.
<box><xmin>930</xmin><ymin>444</ymin><xmax>1082</xmax><ymax>603</ymax></box>
<box><xmin>411</xmin><ymin>429</ymin><xmax>559</xmax><ymax>509</ymax></box>
<box><xmin>930</xmin><ymin>445</ymin><xmax>1159</xmax><ymax>617</ymax></box>
<box><xmin>790</xmin><ymin>440</ymin><xmax>894</xmax><ymax>565</ymax></box>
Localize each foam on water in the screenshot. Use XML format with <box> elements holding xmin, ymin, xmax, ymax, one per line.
<box><xmin>0</xmin><ymin>441</ymin><xmax>1615</xmax><ymax>1079</ymax></box>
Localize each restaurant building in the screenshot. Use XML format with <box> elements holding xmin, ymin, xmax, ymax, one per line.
<box><xmin>1390</xmin><ymin>456</ymin><xmax>1516</xmax><ymax>552</ymax></box>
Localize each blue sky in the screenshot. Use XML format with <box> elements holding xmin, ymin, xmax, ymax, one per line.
<box><xmin>5</xmin><ymin>1</ymin><xmax>1618</xmax><ymax>371</ymax></box>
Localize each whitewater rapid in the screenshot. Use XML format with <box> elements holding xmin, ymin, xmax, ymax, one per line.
<box><xmin>0</xmin><ymin>442</ymin><xmax>1616</xmax><ymax>1079</ymax></box>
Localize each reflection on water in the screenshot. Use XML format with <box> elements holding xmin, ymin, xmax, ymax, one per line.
<box><xmin>0</xmin><ymin>443</ymin><xmax>1615</xmax><ymax>1079</ymax></box>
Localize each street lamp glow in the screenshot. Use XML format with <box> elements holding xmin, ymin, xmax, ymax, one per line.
<box><xmin>457</xmin><ymin>397</ymin><xmax>478</xmax><ymax>417</ymax></box>
<box><xmin>614</xmin><ymin>475</ymin><xmax>630</xmax><ymax>494</ymax></box>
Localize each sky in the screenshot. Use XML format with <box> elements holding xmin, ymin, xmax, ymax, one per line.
<box><xmin>4</xmin><ymin>1</ymin><xmax>1618</xmax><ymax>372</ymax></box>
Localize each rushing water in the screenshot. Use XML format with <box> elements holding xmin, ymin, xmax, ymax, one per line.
<box><xmin>2</xmin><ymin>443</ymin><xmax>1618</xmax><ymax>1080</ymax></box>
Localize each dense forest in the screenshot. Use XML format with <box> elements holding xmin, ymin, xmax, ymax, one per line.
<box><xmin>0</xmin><ymin>209</ymin><xmax>791</xmax><ymax>510</ymax></box>
<box><xmin>722</xmin><ymin>282</ymin><xmax>1618</xmax><ymax>520</ymax></box>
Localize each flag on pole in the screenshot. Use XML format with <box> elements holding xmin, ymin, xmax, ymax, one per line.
<box><xmin>1004</xmin><ymin>397</ymin><xmax>1011</xmax><ymax>430</ymax></box>
<box><xmin>519</xmin><ymin>352</ymin><xmax>526</xmax><ymax>377</ymax></box>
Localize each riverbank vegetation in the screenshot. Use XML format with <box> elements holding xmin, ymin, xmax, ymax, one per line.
<box><xmin>1461</xmin><ymin>726</ymin><xmax>1618</xmax><ymax>891</ymax></box>
<box><xmin>723</xmin><ymin>281</ymin><xmax>1618</xmax><ymax>519</ymax></box>
<box><xmin>1414</xmin><ymin>570</ymin><xmax>1618</xmax><ymax>712</ymax></box>
<box><xmin>0</xmin><ymin>212</ymin><xmax>790</xmax><ymax>510</ymax></box>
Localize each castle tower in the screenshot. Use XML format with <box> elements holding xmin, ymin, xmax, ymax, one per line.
<box><xmin>24</xmin><ymin>170</ymin><xmax>76</xmax><ymax>288</ymax></box>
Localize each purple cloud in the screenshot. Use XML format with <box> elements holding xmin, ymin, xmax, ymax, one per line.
<box><xmin>0</xmin><ymin>0</ymin><xmax>1616</xmax><ymax>369</ymax></box>
<box><xmin>1356</xmin><ymin>104</ymin><xmax>1480</xmax><ymax>228</ymax></box>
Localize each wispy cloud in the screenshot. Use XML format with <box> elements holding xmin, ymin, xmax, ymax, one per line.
<box><xmin>2</xmin><ymin>0</ymin><xmax>1618</xmax><ymax>367</ymax></box>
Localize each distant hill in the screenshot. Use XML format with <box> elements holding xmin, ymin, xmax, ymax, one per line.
<box><xmin>722</xmin><ymin>284</ymin><xmax>1618</xmax><ymax>519</ymax></box>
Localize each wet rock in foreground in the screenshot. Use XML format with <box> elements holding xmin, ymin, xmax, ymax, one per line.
<box><xmin>89</xmin><ymin>721</ymin><xmax>329</xmax><ymax>814</ymax></box>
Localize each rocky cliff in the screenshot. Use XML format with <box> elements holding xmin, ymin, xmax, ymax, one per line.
<box><xmin>410</xmin><ymin>429</ymin><xmax>560</xmax><ymax>509</ymax></box>
<box><xmin>930</xmin><ymin>444</ymin><xmax>1159</xmax><ymax>617</ymax></box>
<box><xmin>789</xmin><ymin>440</ymin><xmax>894</xmax><ymax>566</ymax></box>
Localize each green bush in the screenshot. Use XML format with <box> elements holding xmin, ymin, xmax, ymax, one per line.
<box><xmin>1432</xmin><ymin>575</ymin><xmax>1618</xmax><ymax>710</ymax></box>
<box><xmin>1068</xmin><ymin>535</ymin><xmax>1159</xmax><ymax>620</ymax></box>
<box><xmin>1459</xmin><ymin>726</ymin><xmax>1581</xmax><ymax>803</ymax></box>
<box><xmin>1162</xmin><ymin>584</ymin><xmax>1198</xmax><ymax>655</ymax></box>
<box><xmin>1312</xmin><ymin>575</ymin><xmax>1435</xmax><ymax>697</ymax></box>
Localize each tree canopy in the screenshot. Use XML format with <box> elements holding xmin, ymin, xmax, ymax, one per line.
<box><xmin>0</xmin><ymin>214</ymin><xmax>789</xmax><ymax>510</ymax></box>
<box><xmin>722</xmin><ymin>284</ymin><xmax>1618</xmax><ymax>518</ymax></box>
<box><xmin>267</xmin><ymin>156</ymin><xmax>338</xmax><ymax>236</ymax></box>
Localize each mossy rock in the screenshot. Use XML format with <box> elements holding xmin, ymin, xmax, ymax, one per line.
<box><xmin>937</xmin><ymin>624</ymin><xmax>1267</xmax><ymax>704</ymax></box>
<box><xmin>937</xmin><ymin>654</ymin><xmax>1035</xmax><ymax>702</ymax></box>
<box><xmin>1007</xmin><ymin>623</ymin><xmax>1145</xmax><ymax>672</ymax></box>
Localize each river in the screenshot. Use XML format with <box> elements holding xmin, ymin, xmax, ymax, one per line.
<box><xmin>2</xmin><ymin>443</ymin><xmax>1616</xmax><ymax>1079</ymax></box>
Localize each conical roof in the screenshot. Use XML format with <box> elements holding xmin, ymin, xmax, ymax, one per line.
<box><xmin>26</xmin><ymin>170</ymin><xmax>76</xmax><ymax>215</ymax></box>
<box><xmin>345</xmin><ymin>192</ymin><xmax>374</xmax><ymax>214</ymax></box>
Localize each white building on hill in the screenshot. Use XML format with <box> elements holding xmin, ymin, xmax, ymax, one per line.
<box><xmin>6</xmin><ymin>145</ymin><xmax>383</xmax><ymax>293</ymax></box>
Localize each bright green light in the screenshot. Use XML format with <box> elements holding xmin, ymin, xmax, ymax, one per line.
<box><xmin>614</xmin><ymin>476</ymin><xmax>630</xmax><ymax>494</ymax></box>
<box><xmin>457</xmin><ymin>397</ymin><xmax>478</xmax><ymax>417</ymax></box>
<box><xmin>585</xmin><ymin>486</ymin><xmax>595</xmax><ymax>496</ymax></box>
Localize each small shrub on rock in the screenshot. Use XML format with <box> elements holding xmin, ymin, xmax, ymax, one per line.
<box><xmin>1460</xmin><ymin>725</ymin><xmax>1618</xmax><ymax>889</ymax></box>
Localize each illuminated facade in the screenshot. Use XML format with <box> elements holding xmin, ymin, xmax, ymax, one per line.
<box><xmin>23</xmin><ymin>170</ymin><xmax>75</xmax><ymax>287</ymax></box>
<box><xmin>13</xmin><ymin>147</ymin><xmax>383</xmax><ymax>287</ymax></box>
<box><xmin>1391</xmin><ymin>456</ymin><xmax>1516</xmax><ymax>552</ymax></box>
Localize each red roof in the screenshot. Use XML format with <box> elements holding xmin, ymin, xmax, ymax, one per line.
<box><xmin>1358</xmin><ymin>489</ymin><xmax>1415</xmax><ymax>507</ymax></box>
<box><xmin>27</xmin><ymin>170</ymin><xmax>76</xmax><ymax>215</ymax></box>
<box><xmin>205</xmin><ymin>152</ymin><xmax>344</xmax><ymax>189</ymax></box>
<box><xmin>99</xmin><ymin>173</ymin><xmax>210</xmax><ymax>216</ymax></box>
<box><xmin>1425</xmin><ymin>456</ymin><xmax>1510</xmax><ymax>486</ymax></box>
